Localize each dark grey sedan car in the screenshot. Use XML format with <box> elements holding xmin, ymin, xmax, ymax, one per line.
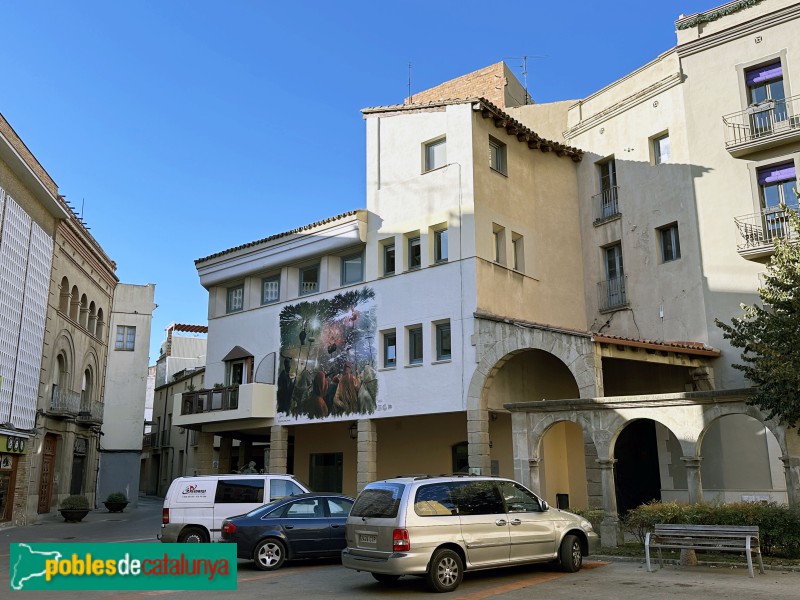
<box><xmin>221</xmin><ymin>492</ymin><xmax>354</xmax><ymax>570</ymax></box>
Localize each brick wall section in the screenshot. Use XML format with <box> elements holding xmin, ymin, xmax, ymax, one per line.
<box><xmin>406</xmin><ymin>62</ymin><xmax>510</xmax><ymax>108</ymax></box>
<box><xmin>0</xmin><ymin>113</ymin><xmax>59</xmax><ymax>198</ymax></box>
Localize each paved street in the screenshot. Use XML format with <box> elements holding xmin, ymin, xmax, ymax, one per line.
<box><xmin>2</xmin><ymin>497</ymin><xmax>800</xmax><ymax>599</ymax></box>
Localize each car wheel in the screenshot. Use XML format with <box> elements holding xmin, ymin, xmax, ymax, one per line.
<box><xmin>253</xmin><ymin>538</ymin><xmax>286</xmax><ymax>571</ymax></box>
<box><xmin>177</xmin><ymin>527</ymin><xmax>208</xmax><ymax>543</ymax></box>
<box><xmin>372</xmin><ymin>573</ymin><xmax>400</xmax><ymax>585</ymax></box>
<box><xmin>559</xmin><ymin>534</ymin><xmax>582</xmax><ymax>573</ymax></box>
<box><xmin>426</xmin><ymin>548</ymin><xmax>463</xmax><ymax>593</ymax></box>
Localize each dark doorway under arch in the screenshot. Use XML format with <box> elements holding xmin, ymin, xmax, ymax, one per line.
<box><xmin>614</xmin><ymin>419</ymin><xmax>662</xmax><ymax>515</ymax></box>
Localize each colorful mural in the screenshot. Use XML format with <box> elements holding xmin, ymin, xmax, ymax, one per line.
<box><xmin>277</xmin><ymin>287</ymin><xmax>377</xmax><ymax>420</ymax></box>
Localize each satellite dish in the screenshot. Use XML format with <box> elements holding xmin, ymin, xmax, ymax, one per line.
<box><xmin>254</xmin><ymin>353</ymin><xmax>277</xmax><ymax>384</ymax></box>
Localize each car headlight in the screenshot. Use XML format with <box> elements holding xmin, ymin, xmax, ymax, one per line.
<box><xmin>580</xmin><ymin>519</ymin><xmax>593</xmax><ymax>531</ymax></box>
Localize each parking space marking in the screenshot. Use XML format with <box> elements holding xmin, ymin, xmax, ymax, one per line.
<box><xmin>455</xmin><ymin>562</ymin><xmax>608</xmax><ymax>600</ymax></box>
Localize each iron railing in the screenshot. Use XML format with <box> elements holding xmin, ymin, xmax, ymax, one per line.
<box><xmin>593</xmin><ymin>187</ymin><xmax>620</xmax><ymax>222</ymax></box>
<box><xmin>723</xmin><ymin>95</ymin><xmax>800</xmax><ymax>147</ymax></box>
<box><xmin>180</xmin><ymin>387</ymin><xmax>240</xmax><ymax>416</ymax></box>
<box><xmin>598</xmin><ymin>276</ymin><xmax>628</xmax><ymax>311</ymax></box>
<box><xmin>734</xmin><ymin>205</ymin><xmax>799</xmax><ymax>251</ymax></box>
<box><xmin>49</xmin><ymin>388</ymin><xmax>81</xmax><ymax>416</ymax></box>
<box><xmin>76</xmin><ymin>400</ymin><xmax>104</xmax><ymax>424</ymax></box>
<box><xmin>142</xmin><ymin>431</ymin><xmax>159</xmax><ymax>449</ymax></box>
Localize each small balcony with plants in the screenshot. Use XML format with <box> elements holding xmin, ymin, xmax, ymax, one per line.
<box><xmin>172</xmin><ymin>383</ymin><xmax>277</xmax><ymax>429</ymax></box>
<box><xmin>723</xmin><ymin>96</ymin><xmax>800</xmax><ymax>157</ymax></box>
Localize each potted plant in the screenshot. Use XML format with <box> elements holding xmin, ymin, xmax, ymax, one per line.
<box><xmin>103</xmin><ymin>491</ymin><xmax>129</xmax><ymax>513</ymax></box>
<box><xmin>59</xmin><ymin>495</ymin><xmax>91</xmax><ymax>522</ymax></box>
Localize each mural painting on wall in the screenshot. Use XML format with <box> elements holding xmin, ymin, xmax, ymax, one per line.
<box><xmin>277</xmin><ymin>287</ymin><xmax>377</xmax><ymax>421</ymax></box>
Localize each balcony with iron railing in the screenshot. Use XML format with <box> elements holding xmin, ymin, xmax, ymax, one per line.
<box><xmin>142</xmin><ymin>431</ymin><xmax>159</xmax><ymax>449</ymax></box>
<box><xmin>723</xmin><ymin>96</ymin><xmax>800</xmax><ymax>156</ymax></box>
<box><xmin>172</xmin><ymin>383</ymin><xmax>277</xmax><ymax>429</ymax></box>
<box><xmin>48</xmin><ymin>388</ymin><xmax>81</xmax><ymax>417</ymax></box>
<box><xmin>592</xmin><ymin>187</ymin><xmax>620</xmax><ymax>224</ymax></box>
<box><xmin>76</xmin><ymin>399</ymin><xmax>104</xmax><ymax>425</ymax></box>
<box><xmin>734</xmin><ymin>204</ymin><xmax>799</xmax><ymax>259</ymax></box>
<box><xmin>598</xmin><ymin>275</ymin><xmax>628</xmax><ymax>312</ymax></box>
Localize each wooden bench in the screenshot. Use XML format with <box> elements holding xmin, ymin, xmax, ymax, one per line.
<box><xmin>645</xmin><ymin>524</ymin><xmax>765</xmax><ymax>578</ymax></box>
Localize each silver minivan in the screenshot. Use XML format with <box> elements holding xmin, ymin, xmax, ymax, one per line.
<box><xmin>342</xmin><ymin>475</ymin><xmax>599</xmax><ymax>592</ymax></box>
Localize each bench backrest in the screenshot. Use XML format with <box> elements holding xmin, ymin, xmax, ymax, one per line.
<box><xmin>654</xmin><ymin>524</ymin><xmax>759</xmax><ymax>537</ymax></box>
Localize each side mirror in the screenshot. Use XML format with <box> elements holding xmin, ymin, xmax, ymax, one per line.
<box><xmin>541</xmin><ymin>500</ymin><xmax>549</xmax><ymax>511</ymax></box>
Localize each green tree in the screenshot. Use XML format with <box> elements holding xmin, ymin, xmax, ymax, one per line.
<box><xmin>716</xmin><ymin>204</ymin><xmax>800</xmax><ymax>427</ymax></box>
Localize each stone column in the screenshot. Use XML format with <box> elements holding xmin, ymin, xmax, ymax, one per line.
<box><xmin>194</xmin><ymin>432</ymin><xmax>215</xmax><ymax>476</ymax></box>
<box><xmin>596</xmin><ymin>458</ymin><xmax>622</xmax><ymax>547</ymax></box>
<box><xmin>780</xmin><ymin>455</ymin><xmax>800</xmax><ymax>507</ymax></box>
<box><xmin>528</xmin><ymin>459</ymin><xmax>541</xmax><ymax>495</ymax></box>
<box><xmin>356</xmin><ymin>419</ymin><xmax>377</xmax><ymax>493</ymax></box>
<box><xmin>467</xmin><ymin>407</ymin><xmax>491</xmax><ymax>475</ymax></box>
<box><xmin>268</xmin><ymin>425</ymin><xmax>289</xmax><ymax>474</ymax></box>
<box><xmin>510</xmin><ymin>412</ymin><xmax>530</xmax><ymax>487</ymax></box>
<box><xmin>680</xmin><ymin>456</ymin><xmax>703</xmax><ymax>504</ymax></box>
<box><xmin>218</xmin><ymin>437</ymin><xmax>233</xmax><ymax>474</ymax></box>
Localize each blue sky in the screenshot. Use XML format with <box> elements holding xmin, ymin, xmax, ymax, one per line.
<box><xmin>2</xmin><ymin>1</ymin><xmax>715</xmax><ymax>362</ymax></box>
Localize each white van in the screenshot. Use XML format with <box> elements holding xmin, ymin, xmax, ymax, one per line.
<box><xmin>160</xmin><ymin>474</ymin><xmax>310</xmax><ymax>543</ymax></box>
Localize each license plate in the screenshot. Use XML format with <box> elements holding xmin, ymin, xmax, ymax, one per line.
<box><xmin>359</xmin><ymin>534</ymin><xmax>377</xmax><ymax>544</ymax></box>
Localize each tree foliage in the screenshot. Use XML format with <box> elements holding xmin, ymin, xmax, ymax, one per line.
<box><xmin>715</xmin><ymin>205</ymin><xmax>800</xmax><ymax>427</ymax></box>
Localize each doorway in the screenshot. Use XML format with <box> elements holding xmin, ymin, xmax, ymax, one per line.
<box><xmin>309</xmin><ymin>453</ymin><xmax>343</xmax><ymax>492</ymax></box>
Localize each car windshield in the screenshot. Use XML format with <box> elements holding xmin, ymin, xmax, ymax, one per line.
<box><xmin>351</xmin><ymin>483</ymin><xmax>405</xmax><ymax>518</ymax></box>
<box><xmin>244</xmin><ymin>499</ymin><xmax>283</xmax><ymax>518</ymax></box>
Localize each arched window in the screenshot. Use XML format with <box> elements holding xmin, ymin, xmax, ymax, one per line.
<box><xmin>81</xmin><ymin>367</ymin><xmax>93</xmax><ymax>406</ymax></box>
<box><xmin>95</xmin><ymin>308</ymin><xmax>104</xmax><ymax>340</ymax></box>
<box><xmin>69</xmin><ymin>286</ymin><xmax>80</xmax><ymax>320</ymax></box>
<box><xmin>79</xmin><ymin>294</ymin><xmax>89</xmax><ymax>328</ymax></box>
<box><xmin>88</xmin><ymin>301</ymin><xmax>97</xmax><ymax>336</ymax></box>
<box><xmin>59</xmin><ymin>277</ymin><xmax>70</xmax><ymax>313</ymax></box>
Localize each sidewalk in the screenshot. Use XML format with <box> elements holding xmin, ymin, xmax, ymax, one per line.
<box><xmin>0</xmin><ymin>495</ymin><xmax>163</xmax><ymax>545</ymax></box>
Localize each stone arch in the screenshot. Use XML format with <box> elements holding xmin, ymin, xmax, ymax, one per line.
<box><xmin>69</xmin><ymin>286</ymin><xmax>80</xmax><ymax>320</ymax></box>
<box><xmin>697</xmin><ymin>403</ymin><xmax>786</xmax><ymax>457</ymax></box>
<box><xmin>529</xmin><ymin>413</ymin><xmax>597</xmax><ymax>460</ymax></box>
<box><xmin>58</xmin><ymin>276</ymin><xmax>70</xmax><ymax>313</ymax></box>
<box><xmin>88</xmin><ymin>301</ymin><xmax>97</xmax><ymax>336</ymax></box>
<box><xmin>95</xmin><ymin>307</ymin><xmax>105</xmax><ymax>340</ymax></box>
<box><xmin>78</xmin><ymin>294</ymin><xmax>89</xmax><ymax>328</ymax></box>
<box><xmin>79</xmin><ymin>350</ymin><xmax>100</xmax><ymax>405</ymax></box>
<box><xmin>466</xmin><ymin>319</ymin><xmax>597</xmax><ymax>473</ymax></box>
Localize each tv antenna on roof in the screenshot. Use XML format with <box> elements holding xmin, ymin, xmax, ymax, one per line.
<box><xmin>504</xmin><ymin>55</ymin><xmax>545</xmax><ymax>105</ymax></box>
<box><xmin>407</xmin><ymin>62</ymin><xmax>412</xmax><ymax>103</ymax></box>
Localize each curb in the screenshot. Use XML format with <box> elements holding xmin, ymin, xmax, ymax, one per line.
<box><xmin>590</xmin><ymin>554</ymin><xmax>800</xmax><ymax>573</ymax></box>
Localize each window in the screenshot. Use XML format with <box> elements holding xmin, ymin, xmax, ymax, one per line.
<box><xmin>383</xmin><ymin>242</ymin><xmax>395</xmax><ymax>275</ymax></box>
<box><xmin>489</xmin><ymin>136</ymin><xmax>507</xmax><ymax>175</ymax></box>
<box><xmin>436</xmin><ymin>322</ymin><xmax>451</xmax><ymax>361</ymax></box>
<box><xmin>758</xmin><ymin>162</ymin><xmax>797</xmax><ymax>240</ymax></box>
<box><xmin>659</xmin><ymin>224</ymin><xmax>681</xmax><ymax>262</ymax></box>
<box><xmin>115</xmin><ymin>325</ymin><xmax>136</xmax><ymax>351</ymax></box>
<box><xmin>492</xmin><ymin>224</ymin><xmax>506</xmax><ymax>265</ymax></box>
<box><xmin>746</xmin><ymin>61</ymin><xmax>787</xmax><ymax>134</ymax></box>
<box><xmin>269</xmin><ymin>479</ymin><xmax>305</xmax><ymax>501</ymax></box>
<box><xmin>299</xmin><ymin>264</ymin><xmax>319</xmax><ymax>295</ymax></box>
<box><xmin>327</xmin><ymin>497</ymin><xmax>354</xmax><ymax>516</ymax></box>
<box><xmin>408</xmin><ymin>236</ymin><xmax>421</xmax><ymax>270</ymax></box>
<box><xmin>424</xmin><ymin>137</ymin><xmax>446</xmax><ymax>172</ymax></box>
<box><xmin>498</xmin><ymin>481</ymin><xmax>543</xmax><ymax>513</ymax></box>
<box><xmin>598</xmin><ymin>158</ymin><xmax>618</xmax><ymax>219</ymax></box>
<box><xmin>653</xmin><ymin>134</ymin><xmax>670</xmax><ymax>165</ymax></box>
<box><xmin>512</xmin><ymin>233</ymin><xmax>524</xmax><ymax>272</ymax></box>
<box><xmin>226</xmin><ymin>284</ymin><xmax>244</xmax><ymax>313</ymax></box>
<box><xmin>602</xmin><ymin>243</ymin><xmax>626</xmax><ymax>310</ymax></box>
<box><xmin>284</xmin><ymin>498</ymin><xmax>324</xmax><ymax>518</ymax></box>
<box><xmin>214</xmin><ymin>479</ymin><xmax>265</xmax><ymax>503</ymax></box>
<box><xmin>227</xmin><ymin>360</ymin><xmax>247</xmax><ymax>385</ymax></box>
<box><xmin>341</xmin><ymin>251</ymin><xmax>364</xmax><ymax>285</ymax></box>
<box><xmin>433</xmin><ymin>229</ymin><xmax>448</xmax><ymax>263</ymax></box>
<box><xmin>408</xmin><ymin>326</ymin><xmax>423</xmax><ymax>364</ymax></box>
<box><xmin>261</xmin><ymin>275</ymin><xmax>280</xmax><ymax>304</ymax></box>
<box><xmin>383</xmin><ymin>331</ymin><xmax>397</xmax><ymax>368</ymax></box>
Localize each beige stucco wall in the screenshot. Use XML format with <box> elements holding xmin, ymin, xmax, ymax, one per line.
<box><xmin>472</xmin><ymin>113</ymin><xmax>586</xmax><ymax>330</ymax></box>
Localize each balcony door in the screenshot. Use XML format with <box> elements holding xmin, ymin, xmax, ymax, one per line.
<box><xmin>758</xmin><ymin>163</ymin><xmax>797</xmax><ymax>242</ymax></box>
<box><xmin>605</xmin><ymin>244</ymin><xmax>625</xmax><ymax>308</ymax></box>
<box><xmin>747</xmin><ymin>62</ymin><xmax>787</xmax><ymax>136</ymax></box>
<box><xmin>598</xmin><ymin>159</ymin><xmax>617</xmax><ymax>219</ymax></box>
